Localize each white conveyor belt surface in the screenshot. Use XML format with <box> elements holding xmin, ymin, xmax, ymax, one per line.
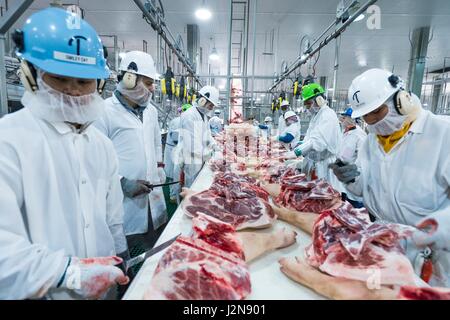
<box><xmin>123</xmin><ymin>165</ymin><xmax>325</xmax><ymax>300</ymax></box>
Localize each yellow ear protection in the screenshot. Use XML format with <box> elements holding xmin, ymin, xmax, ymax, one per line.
<box><xmin>14</xmin><ymin>29</ymin><xmax>107</xmax><ymax>94</ymax></box>
<box><xmin>388</xmin><ymin>75</ymin><xmax>420</xmax><ymax>116</ymax></box>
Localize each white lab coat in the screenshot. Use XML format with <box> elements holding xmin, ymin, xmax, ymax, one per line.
<box><xmin>0</xmin><ymin>98</ymin><xmax>126</xmax><ymax>300</ymax></box>
<box><xmin>179</xmin><ymin>103</ymin><xmax>213</xmax><ymax>187</ymax></box>
<box><xmin>346</xmin><ymin>110</ymin><xmax>450</xmax><ymax>287</ymax></box>
<box><xmin>338</xmin><ymin>126</ymin><xmax>367</xmax><ymax>202</ymax></box>
<box><xmin>302</xmin><ymin>105</ymin><xmax>344</xmax><ymax>192</ymax></box>
<box><xmin>94</xmin><ymin>96</ymin><xmax>167</xmax><ymax>235</ymax></box>
<box><xmin>209</xmin><ymin>116</ymin><xmax>223</xmax><ymax>137</ymax></box>
<box><xmin>280</xmin><ymin>118</ymin><xmax>301</xmax><ymax>150</ymax></box>
<box><xmin>164</xmin><ymin>116</ymin><xmax>181</xmax><ymax>179</ymax></box>
<box><xmin>278</xmin><ymin>114</ymin><xmax>286</xmax><ymax>135</ymax></box>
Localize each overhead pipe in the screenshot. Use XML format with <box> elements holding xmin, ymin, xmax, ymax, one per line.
<box><xmin>132</xmin><ymin>0</ymin><xmax>203</xmax><ymax>87</ymax></box>
<box><xmin>268</xmin><ymin>0</ymin><xmax>377</xmax><ymax>92</ymax></box>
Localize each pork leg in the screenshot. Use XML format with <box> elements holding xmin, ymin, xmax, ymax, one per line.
<box><xmin>238</xmin><ymin>228</ymin><xmax>297</xmax><ymax>263</ymax></box>
<box><xmin>271</xmin><ymin>205</ymin><xmax>318</xmax><ymax>235</ymax></box>
<box><xmin>278</xmin><ymin>257</ymin><xmax>399</xmax><ymax>300</ymax></box>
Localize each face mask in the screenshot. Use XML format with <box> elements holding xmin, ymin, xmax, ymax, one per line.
<box><xmin>117</xmin><ymin>79</ymin><xmax>152</xmax><ymax>106</ymax></box>
<box><xmin>23</xmin><ymin>72</ymin><xmax>105</xmax><ymax>125</ymax></box>
<box><xmin>367</xmin><ymin>99</ymin><xmax>408</xmax><ymax>136</ymax></box>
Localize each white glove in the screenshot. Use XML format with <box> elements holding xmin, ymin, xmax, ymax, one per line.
<box><xmin>157</xmin><ymin>167</ymin><xmax>166</xmax><ymax>184</ymax></box>
<box><xmin>282</xmin><ymin>151</ymin><xmax>298</xmax><ymax>160</ymax></box>
<box><xmin>59</xmin><ymin>256</ymin><xmax>129</xmax><ymax>299</ymax></box>
<box><xmin>203</xmin><ymin>148</ymin><xmax>213</xmax><ymax>162</ymax></box>
<box><xmin>413</xmin><ymin>211</ymin><xmax>450</xmax><ymax>252</ymax></box>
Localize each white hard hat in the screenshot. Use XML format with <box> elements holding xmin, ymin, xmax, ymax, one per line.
<box><xmin>280</xmin><ymin>100</ymin><xmax>290</xmax><ymax>108</ymax></box>
<box><xmin>284</xmin><ymin>110</ymin><xmax>297</xmax><ymax>120</ymax></box>
<box><xmin>348</xmin><ymin>68</ymin><xmax>402</xmax><ymax>118</ymax></box>
<box><xmin>199</xmin><ymin>85</ymin><xmax>220</xmax><ymax>106</ymax></box>
<box><xmin>119</xmin><ymin>51</ymin><xmax>158</xmax><ymax>80</ymax></box>
<box><xmin>264</xmin><ymin>116</ymin><xmax>273</xmax><ymax>122</ymax></box>
<box><xmin>214</xmin><ymin>109</ymin><xmax>221</xmax><ymax>115</ymax></box>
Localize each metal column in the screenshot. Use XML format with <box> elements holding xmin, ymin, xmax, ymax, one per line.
<box><xmin>331</xmin><ymin>36</ymin><xmax>341</xmax><ymax>108</ymax></box>
<box><xmin>225</xmin><ymin>0</ymin><xmax>234</xmax><ymax>123</ymax></box>
<box><xmin>0</xmin><ymin>34</ymin><xmax>7</xmax><ymax>116</ymax></box>
<box><xmin>407</xmin><ymin>26</ymin><xmax>430</xmax><ymax>98</ymax></box>
<box><xmin>249</xmin><ymin>0</ymin><xmax>257</xmax><ymax>116</ymax></box>
<box><xmin>0</xmin><ymin>0</ymin><xmax>34</xmax><ymax>117</ymax></box>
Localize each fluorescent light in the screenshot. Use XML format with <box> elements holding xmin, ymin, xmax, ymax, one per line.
<box><xmin>195</xmin><ymin>7</ymin><xmax>212</xmax><ymax>20</ymax></box>
<box><xmin>355</xmin><ymin>14</ymin><xmax>365</xmax><ymax>22</ymax></box>
<box><xmin>260</xmin><ymin>94</ymin><xmax>266</xmax><ymax>97</ymax></box>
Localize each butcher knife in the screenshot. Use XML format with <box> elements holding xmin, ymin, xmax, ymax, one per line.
<box><xmin>148</xmin><ymin>181</ymin><xmax>181</xmax><ymax>189</ymax></box>
<box><xmin>115</xmin><ymin>233</ymin><xmax>181</xmax><ymax>274</ymax></box>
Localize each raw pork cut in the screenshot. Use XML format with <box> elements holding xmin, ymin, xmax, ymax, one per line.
<box><xmin>305</xmin><ymin>202</ymin><xmax>417</xmax><ymax>286</ymax></box>
<box><xmin>183</xmin><ymin>172</ymin><xmax>275</xmax><ymax>230</ymax></box>
<box><xmin>399</xmin><ymin>286</ymin><xmax>450</xmax><ymax>300</ymax></box>
<box><xmin>145</xmin><ymin>214</ymin><xmax>251</xmax><ymax>300</ymax></box>
<box><xmin>275</xmin><ymin>174</ymin><xmax>342</xmax><ymax>213</ymax></box>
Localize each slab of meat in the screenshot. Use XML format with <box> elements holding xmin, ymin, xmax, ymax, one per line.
<box><xmin>183</xmin><ymin>171</ymin><xmax>275</xmax><ymax>230</ymax></box>
<box><xmin>145</xmin><ymin>214</ymin><xmax>251</xmax><ymax>300</ymax></box>
<box><xmin>275</xmin><ymin>174</ymin><xmax>342</xmax><ymax>213</ymax></box>
<box><xmin>183</xmin><ymin>189</ymin><xmax>275</xmax><ymax>230</ymax></box>
<box><xmin>398</xmin><ymin>286</ymin><xmax>450</xmax><ymax>300</ymax></box>
<box><xmin>305</xmin><ymin>202</ymin><xmax>417</xmax><ymax>286</ymax></box>
<box><xmin>192</xmin><ymin>214</ymin><xmax>245</xmax><ymax>260</ymax></box>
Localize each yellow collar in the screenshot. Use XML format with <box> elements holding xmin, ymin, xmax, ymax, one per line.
<box><xmin>377</xmin><ymin>122</ymin><xmax>412</xmax><ymax>153</ymax></box>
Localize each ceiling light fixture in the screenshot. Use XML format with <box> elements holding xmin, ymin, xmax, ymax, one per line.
<box><xmin>355</xmin><ymin>14</ymin><xmax>365</xmax><ymax>22</ymax></box>
<box><xmin>209</xmin><ymin>36</ymin><xmax>220</xmax><ymax>61</ymax></box>
<box><xmin>195</xmin><ymin>0</ymin><xmax>212</xmax><ymax>20</ymax></box>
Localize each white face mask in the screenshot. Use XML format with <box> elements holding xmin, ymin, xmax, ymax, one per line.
<box><xmin>367</xmin><ymin>99</ymin><xmax>408</xmax><ymax>136</ymax></box>
<box><xmin>117</xmin><ymin>79</ymin><xmax>152</xmax><ymax>106</ymax></box>
<box><xmin>23</xmin><ymin>72</ymin><xmax>105</xmax><ymax>125</ymax></box>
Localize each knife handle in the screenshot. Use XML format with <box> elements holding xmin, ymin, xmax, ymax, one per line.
<box><xmin>114</xmin><ymin>260</ymin><xmax>127</xmax><ymax>275</ymax></box>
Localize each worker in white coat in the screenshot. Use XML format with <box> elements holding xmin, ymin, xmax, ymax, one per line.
<box><xmin>336</xmin><ymin>108</ymin><xmax>367</xmax><ymax>208</ymax></box>
<box><xmin>164</xmin><ymin>107</ymin><xmax>182</xmax><ymax>202</ymax></box>
<box><xmin>277</xmin><ymin>111</ymin><xmax>301</xmax><ymax>150</ymax></box>
<box><xmin>209</xmin><ymin>109</ymin><xmax>223</xmax><ymax>137</ymax></box>
<box><xmin>0</xmin><ymin>8</ymin><xmax>129</xmax><ymax>300</ymax></box>
<box><xmin>94</xmin><ymin>51</ymin><xmax>167</xmax><ymax>243</ymax></box>
<box><xmin>277</xmin><ymin>100</ymin><xmax>290</xmax><ymax>134</ymax></box>
<box><xmin>258</xmin><ymin>116</ymin><xmax>273</xmax><ymax>139</ymax></box>
<box><xmin>179</xmin><ymin>86</ymin><xmax>219</xmax><ymax>187</ymax></box>
<box><xmin>330</xmin><ymin>68</ymin><xmax>450</xmax><ymax>287</ymax></box>
<box><xmin>284</xmin><ymin>83</ymin><xmax>343</xmax><ymax>192</ymax></box>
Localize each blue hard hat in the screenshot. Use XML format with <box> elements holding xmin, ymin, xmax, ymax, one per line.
<box><xmin>16</xmin><ymin>7</ymin><xmax>109</xmax><ymax>79</ymax></box>
<box><xmin>341</xmin><ymin>108</ymin><xmax>353</xmax><ymax>117</ymax></box>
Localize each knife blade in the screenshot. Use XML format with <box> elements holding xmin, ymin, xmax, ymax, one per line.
<box><xmin>115</xmin><ymin>233</ymin><xmax>181</xmax><ymax>274</ymax></box>
<box><xmin>151</xmin><ymin>181</ymin><xmax>181</xmax><ymax>188</ymax></box>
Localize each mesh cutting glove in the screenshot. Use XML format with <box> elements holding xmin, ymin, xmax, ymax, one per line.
<box><xmin>59</xmin><ymin>256</ymin><xmax>129</xmax><ymax>299</ymax></box>
<box><xmin>121</xmin><ymin>177</ymin><xmax>152</xmax><ymax>198</ymax></box>
<box><xmin>328</xmin><ymin>162</ymin><xmax>360</xmax><ymax>184</ymax></box>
